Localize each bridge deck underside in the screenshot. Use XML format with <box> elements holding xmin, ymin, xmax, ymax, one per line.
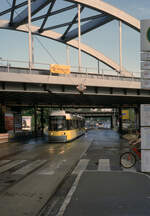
<box><xmin>0</xmin><ymin>90</ymin><xmax>150</xmax><ymax>107</ymax></box>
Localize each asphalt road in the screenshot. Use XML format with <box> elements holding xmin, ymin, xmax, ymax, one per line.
<box><xmin>0</xmin><ymin>129</ymin><xmax>144</xmax><ymax>216</ymax></box>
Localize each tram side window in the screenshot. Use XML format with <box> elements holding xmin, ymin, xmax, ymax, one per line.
<box><xmin>70</xmin><ymin>120</ymin><xmax>74</xmax><ymax>130</ymax></box>
<box><xmin>74</xmin><ymin>119</ymin><xmax>77</xmax><ymax>129</ymax></box>
<box><xmin>78</xmin><ymin>119</ymin><xmax>81</xmax><ymax>129</ymax></box>
<box><xmin>66</xmin><ymin>120</ymin><xmax>70</xmax><ymax>130</ymax></box>
<box><xmin>67</xmin><ymin>119</ymin><xmax>74</xmax><ymax>130</ymax></box>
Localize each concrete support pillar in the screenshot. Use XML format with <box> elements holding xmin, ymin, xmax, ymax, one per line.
<box><xmin>34</xmin><ymin>106</ymin><xmax>37</xmax><ymax>137</ymax></box>
<box><xmin>135</xmin><ymin>106</ymin><xmax>140</xmax><ymax>131</ymax></box>
<box><xmin>0</xmin><ymin>105</ymin><xmax>6</xmax><ymax>133</ymax></box>
<box><xmin>118</xmin><ymin>107</ymin><xmax>123</xmax><ymax>134</ymax></box>
<box><xmin>41</xmin><ymin>108</ymin><xmax>44</xmax><ymax>136</ymax></box>
<box><xmin>113</xmin><ymin>111</ymin><xmax>117</xmax><ymax>129</ymax></box>
<box><xmin>110</xmin><ymin>116</ymin><xmax>113</xmax><ymax>128</ymax></box>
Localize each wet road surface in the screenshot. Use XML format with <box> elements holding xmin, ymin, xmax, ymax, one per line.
<box><xmin>0</xmin><ymin>129</ymin><xmax>143</xmax><ymax>216</ymax></box>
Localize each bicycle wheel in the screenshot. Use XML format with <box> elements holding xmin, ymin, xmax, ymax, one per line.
<box><xmin>120</xmin><ymin>152</ymin><xmax>136</xmax><ymax>168</ymax></box>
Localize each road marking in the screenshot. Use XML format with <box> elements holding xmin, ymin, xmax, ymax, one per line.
<box><xmin>57</xmin><ymin>171</ymin><xmax>83</xmax><ymax>216</ymax></box>
<box><xmin>0</xmin><ymin>160</ymin><xmax>10</xmax><ymax>166</ymax></box>
<box><xmin>38</xmin><ymin>159</ymin><xmax>68</xmax><ymax>175</ymax></box>
<box><xmin>57</xmin><ymin>159</ymin><xmax>89</xmax><ymax>216</ymax></box>
<box><xmin>13</xmin><ymin>160</ymin><xmax>47</xmax><ymax>175</ymax></box>
<box><xmin>72</xmin><ymin>159</ymin><xmax>89</xmax><ymax>175</ymax></box>
<box><xmin>98</xmin><ymin>159</ymin><xmax>110</xmax><ymax>171</ymax></box>
<box><xmin>0</xmin><ymin>160</ymin><xmax>26</xmax><ymax>174</ymax></box>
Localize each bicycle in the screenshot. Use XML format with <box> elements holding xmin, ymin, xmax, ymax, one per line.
<box><xmin>120</xmin><ymin>146</ymin><xmax>141</xmax><ymax>168</ymax></box>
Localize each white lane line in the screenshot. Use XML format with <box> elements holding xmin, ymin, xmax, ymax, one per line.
<box><xmin>13</xmin><ymin>160</ymin><xmax>47</xmax><ymax>175</ymax></box>
<box><xmin>72</xmin><ymin>159</ymin><xmax>89</xmax><ymax>175</ymax></box>
<box><xmin>0</xmin><ymin>160</ymin><xmax>26</xmax><ymax>174</ymax></box>
<box><xmin>57</xmin><ymin>159</ymin><xmax>89</xmax><ymax>216</ymax></box>
<box><xmin>0</xmin><ymin>160</ymin><xmax>10</xmax><ymax>166</ymax></box>
<box><xmin>98</xmin><ymin>159</ymin><xmax>110</xmax><ymax>171</ymax></box>
<box><xmin>57</xmin><ymin>171</ymin><xmax>83</xmax><ymax>216</ymax></box>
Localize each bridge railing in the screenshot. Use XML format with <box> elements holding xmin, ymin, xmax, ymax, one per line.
<box><xmin>0</xmin><ymin>59</ymin><xmax>141</xmax><ymax>82</ymax></box>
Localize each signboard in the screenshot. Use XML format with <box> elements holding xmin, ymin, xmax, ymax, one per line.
<box><xmin>122</xmin><ymin>110</ymin><xmax>129</xmax><ymax>120</ymax></box>
<box><xmin>50</xmin><ymin>64</ymin><xmax>70</xmax><ymax>74</ymax></box>
<box><xmin>141</xmin><ymin>127</ymin><xmax>150</xmax><ymax>149</ymax></box>
<box><xmin>141</xmin><ymin>61</ymin><xmax>150</xmax><ymax>70</ymax></box>
<box><xmin>141</xmin><ymin>150</ymin><xmax>150</xmax><ymax>172</ymax></box>
<box><xmin>141</xmin><ymin>79</ymin><xmax>150</xmax><ymax>89</ymax></box>
<box><xmin>141</xmin><ymin>20</ymin><xmax>150</xmax><ymax>172</ymax></box>
<box><xmin>141</xmin><ymin>19</ymin><xmax>150</xmax><ymax>51</ymax></box>
<box><xmin>141</xmin><ymin>52</ymin><xmax>150</xmax><ymax>61</ymax></box>
<box><xmin>14</xmin><ymin>113</ymin><xmax>22</xmax><ymax>132</ymax></box>
<box><xmin>141</xmin><ymin>70</ymin><xmax>150</xmax><ymax>79</ymax></box>
<box><xmin>22</xmin><ymin>116</ymin><xmax>32</xmax><ymax>130</ymax></box>
<box><xmin>141</xmin><ymin>104</ymin><xmax>150</xmax><ymax>126</ymax></box>
<box><xmin>5</xmin><ymin>113</ymin><xmax>14</xmax><ymax>131</ymax></box>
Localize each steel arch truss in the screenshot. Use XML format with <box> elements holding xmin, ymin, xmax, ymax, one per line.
<box><xmin>0</xmin><ymin>0</ymin><xmax>140</xmax><ymax>75</ymax></box>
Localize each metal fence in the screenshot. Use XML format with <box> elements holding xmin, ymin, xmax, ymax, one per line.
<box><xmin>0</xmin><ymin>59</ymin><xmax>141</xmax><ymax>82</ymax></box>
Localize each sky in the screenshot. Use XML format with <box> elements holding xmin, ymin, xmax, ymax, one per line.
<box><xmin>0</xmin><ymin>0</ymin><xmax>150</xmax><ymax>75</ymax></box>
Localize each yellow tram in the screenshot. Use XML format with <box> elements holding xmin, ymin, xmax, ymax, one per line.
<box><xmin>48</xmin><ymin>110</ymin><xmax>85</xmax><ymax>142</ymax></box>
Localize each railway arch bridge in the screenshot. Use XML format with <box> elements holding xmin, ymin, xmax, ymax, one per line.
<box><xmin>0</xmin><ymin>0</ymin><xmax>146</xmax><ymax>135</ymax></box>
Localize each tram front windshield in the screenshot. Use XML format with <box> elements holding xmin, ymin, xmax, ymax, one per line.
<box><xmin>49</xmin><ymin>116</ymin><xmax>66</xmax><ymax>131</ymax></box>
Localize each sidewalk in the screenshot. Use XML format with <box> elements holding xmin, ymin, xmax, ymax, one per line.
<box><xmin>62</xmin><ymin>171</ymin><xmax>150</xmax><ymax>216</ymax></box>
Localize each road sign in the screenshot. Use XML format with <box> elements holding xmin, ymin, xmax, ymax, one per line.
<box><xmin>50</xmin><ymin>64</ymin><xmax>70</xmax><ymax>74</ymax></box>
<box><xmin>141</xmin><ymin>19</ymin><xmax>150</xmax><ymax>51</ymax></box>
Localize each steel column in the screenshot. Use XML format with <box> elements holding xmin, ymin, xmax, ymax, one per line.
<box><xmin>28</xmin><ymin>0</ymin><xmax>32</xmax><ymax>72</ymax></box>
<box><xmin>119</xmin><ymin>21</ymin><xmax>122</xmax><ymax>74</ymax></box>
<box><xmin>78</xmin><ymin>4</ymin><xmax>81</xmax><ymax>72</ymax></box>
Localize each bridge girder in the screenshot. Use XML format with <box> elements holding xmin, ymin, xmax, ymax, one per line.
<box><xmin>13</xmin><ymin>0</ymin><xmax>52</xmax><ymax>27</ymax></box>
<box><xmin>0</xmin><ymin>0</ymin><xmax>140</xmax><ymax>75</ymax></box>
<box><xmin>0</xmin><ymin>20</ymin><xmax>131</xmax><ymax>76</ymax></box>
<box><xmin>66</xmin><ymin>0</ymin><xmax>140</xmax><ymax>32</ymax></box>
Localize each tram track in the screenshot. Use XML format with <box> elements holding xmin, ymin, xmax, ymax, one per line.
<box><xmin>0</xmin><ymin>136</ymin><xmax>91</xmax><ymax>216</ymax></box>
<box><xmin>0</xmin><ymin>141</ymin><xmax>79</xmax><ymax>194</ymax></box>
<box><xmin>0</xmin><ymin>158</ymin><xmax>49</xmax><ymax>194</ymax></box>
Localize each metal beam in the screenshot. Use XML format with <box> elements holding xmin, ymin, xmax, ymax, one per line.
<box><xmin>13</xmin><ymin>0</ymin><xmax>52</xmax><ymax>27</ymax></box>
<box><xmin>0</xmin><ymin>1</ymin><xmax>28</xmax><ymax>16</ymax></box>
<box><xmin>63</xmin><ymin>14</ymin><xmax>114</xmax><ymax>42</ymax></box>
<box><xmin>66</xmin><ymin>0</ymin><xmax>140</xmax><ymax>31</ymax></box>
<box><xmin>61</xmin><ymin>5</ymin><xmax>84</xmax><ymax>40</ymax></box>
<box><xmin>39</xmin><ymin>0</ymin><xmax>56</xmax><ymax>33</ymax></box>
<box><xmin>32</xmin><ymin>4</ymin><xmax>77</xmax><ymax>22</ymax></box>
<box><xmin>43</xmin><ymin>14</ymin><xmax>103</xmax><ymax>31</ymax></box>
<box><xmin>0</xmin><ymin>20</ymin><xmax>133</xmax><ymax>75</ymax></box>
<box><xmin>9</xmin><ymin>0</ymin><xmax>16</xmax><ymax>26</ymax></box>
